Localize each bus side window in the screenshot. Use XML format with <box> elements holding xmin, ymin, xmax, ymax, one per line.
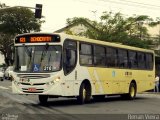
<box><xmin>128</xmin><ymin>51</ymin><xmax>138</xmax><ymax>69</ymax></box>
<box><xmin>79</xmin><ymin>43</ymin><xmax>93</xmax><ymax>65</ymax></box>
<box><xmin>63</xmin><ymin>40</ymin><xmax>77</xmax><ymax>75</ymax></box>
<box><xmin>146</xmin><ymin>53</ymin><xmax>153</xmax><ymax>70</ymax></box>
<box><xmin>106</xmin><ymin>47</ymin><xmax>118</xmax><ymax>67</ymax></box>
<box><xmin>118</xmin><ymin>49</ymin><xmax>128</xmax><ymax>68</ymax></box>
<box><xmin>137</xmin><ymin>52</ymin><xmax>146</xmax><ymax>69</ymax></box>
<box><xmin>94</xmin><ymin>45</ymin><xmax>106</xmax><ymax>66</ymax></box>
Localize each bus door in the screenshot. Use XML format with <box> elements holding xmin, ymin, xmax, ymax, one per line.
<box><xmin>62</xmin><ymin>40</ymin><xmax>77</xmax><ymax>96</ymax></box>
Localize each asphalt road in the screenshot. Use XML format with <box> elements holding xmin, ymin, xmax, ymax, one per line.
<box><xmin>0</xmin><ymin>80</ymin><xmax>160</xmax><ymax>120</ymax></box>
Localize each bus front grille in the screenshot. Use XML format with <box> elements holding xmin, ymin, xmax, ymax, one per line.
<box><xmin>17</xmin><ymin>74</ymin><xmax>50</xmax><ymax>79</ymax></box>
<box><xmin>21</xmin><ymin>83</ymin><xmax>45</xmax><ymax>85</ymax></box>
<box><xmin>23</xmin><ymin>91</ymin><xmax>43</xmax><ymax>93</ymax></box>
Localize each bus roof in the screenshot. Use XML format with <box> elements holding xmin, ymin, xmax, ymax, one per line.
<box><xmin>15</xmin><ymin>32</ymin><xmax>154</xmax><ymax>53</ymax></box>
<box><xmin>58</xmin><ymin>33</ymin><xmax>154</xmax><ymax>53</ymax></box>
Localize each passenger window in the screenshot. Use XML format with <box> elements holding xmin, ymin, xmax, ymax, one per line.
<box><xmin>146</xmin><ymin>53</ymin><xmax>153</xmax><ymax>70</ymax></box>
<box><xmin>94</xmin><ymin>45</ymin><xmax>106</xmax><ymax>66</ymax></box>
<box><xmin>118</xmin><ymin>49</ymin><xmax>128</xmax><ymax>68</ymax></box>
<box><xmin>128</xmin><ymin>51</ymin><xmax>138</xmax><ymax>69</ymax></box>
<box><xmin>80</xmin><ymin>43</ymin><xmax>93</xmax><ymax>65</ymax></box>
<box><xmin>137</xmin><ymin>52</ymin><xmax>146</xmax><ymax>69</ymax></box>
<box><xmin>106</xmin><ymin>47</ymin><xmax>118</xmax><ymax>67</ymax></box>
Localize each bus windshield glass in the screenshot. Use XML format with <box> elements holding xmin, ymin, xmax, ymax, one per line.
<box><xmin>14</xmin><ymin>45</ymin><xmax>62</xmax><ymax>72</ymax></box>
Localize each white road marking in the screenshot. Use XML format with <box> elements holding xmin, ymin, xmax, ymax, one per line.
<box><xmin>0</xmin><ymin>86</ymin><xmax>9</xmax><ymax>90</ymax></box>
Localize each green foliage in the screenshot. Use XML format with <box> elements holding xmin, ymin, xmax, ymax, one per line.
<box><xmin>0</xmin><ymin>4</ymin><xmax>44</xmax><ymax>65</ymax></box>
<box><xmin>0</xmin><ymin>7</ymin><xmax>44</xmax><ymax>34</ymax></box>
<box><xmin>123</xmin><ymin>36</ymin><xmax>151</xmax><ymax>49</ymax></box>
<box><xmin>149</xmin><ymin>17</ymin><xmax>160</xmax><ymax>27</ymax></box>
<box><xmin>66</xmin><ymin>12</ymin><xmax>155</xmax><ymax>49</ymax></box>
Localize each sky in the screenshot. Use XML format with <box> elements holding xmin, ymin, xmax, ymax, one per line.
<box><xmin>0</xmin><ymin>0</ymin><xmax>160</xmax><ymax>64</ymax></box>
<box><xmin>0</xmin><ymin>0</ymin><xmax>160</xmax><ymax>33</ymax></box>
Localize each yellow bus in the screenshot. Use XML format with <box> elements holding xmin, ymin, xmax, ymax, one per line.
<box><xmin>11</xmin><ymin>33</ymin><xmax>155</xmax><ymax>104</ymax></box>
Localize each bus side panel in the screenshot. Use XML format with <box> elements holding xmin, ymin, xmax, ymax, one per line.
<box><xmin>133</xmin><ymin>70</ymin><xmax>154</xmax><ymax>93</ymax></box>
<box><xmin>86</xmin><ymin>67</ymin><xmax>154</xmax><ymax>95</ymax></box>
<box><xmin>87</xmin><ymin>67</ymin><xmax>112</xmax><ymax>95</ymax></box>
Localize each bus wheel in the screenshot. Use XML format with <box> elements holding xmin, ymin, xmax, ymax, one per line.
<box><xmin>127</xmin><ymin>82</ymin><xmax>136</xmax><ymax>100</ymax></box>
<box><xmin>77</xmin><ymin>83</ymin><xmax>91</xmax><ymax>104</ymax></box>
<box><xmin>39</xmin><ymin>95</ymin><xmax>48</xmax><ymax>105</ymax></box>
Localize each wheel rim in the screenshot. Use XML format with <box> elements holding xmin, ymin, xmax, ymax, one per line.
<box><xmin>130</xmin><ymin>86</ymin><xmax>135</xmax><ymax>97</ymax></box>
<box><xmin>82</xmin><ymin>88</ymin><xmax>86</xmax><ymax>101</ymax></box>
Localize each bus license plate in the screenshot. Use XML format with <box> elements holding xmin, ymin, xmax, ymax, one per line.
<box><xmin>28</xmin><ymin>88</ymin><xmax>36</xmax><ymax>92</ymax></box>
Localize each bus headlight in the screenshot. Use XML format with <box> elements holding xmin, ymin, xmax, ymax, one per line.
<box><xmin>46</xmin><ymin>76</ymin><xmax>60</xmax><ymax>86</ymax></box>
<box><xmin>55</xmin><ymin>76</ymin><xmax>60</xmax><ymax>82</ymax></box>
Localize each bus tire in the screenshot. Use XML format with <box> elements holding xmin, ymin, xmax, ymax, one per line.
<box><xmin>39</xmin><ymin>95</ymin><xmax>48</xmax><ymax>105</ymax></box>
<box><xmin>126</xmin><ymin>82</ymin><xmax>137</xmax><ymax>100</ymax></box>
<box><xmin>77</xmin><ymin>83</ymin><xmax>91</xmax><ymax>104</ymax></box>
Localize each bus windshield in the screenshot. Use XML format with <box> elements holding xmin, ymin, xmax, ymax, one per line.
<box><xmin>14</xmin><ymin>45</ymin><xmax>62</xmax><ymax>73</ymax></box>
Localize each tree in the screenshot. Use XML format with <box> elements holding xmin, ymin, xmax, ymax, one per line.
<box><xmin>0</xmin><ymin>33</ymin><xmax>14</xmax><ymax>65</ymax></box>
<box><xmin>126</xmin><ymin>15</ymin><xmax>151</xmax><ymax>40</ymax></box>
<box><xmin>0</xmin><ymin>4</ymin><xmax>44</xmax><ymax>65</ymax></box>
<box><xmin>66</xmin><ymin>12</ymin><xmax>153</xmax><ymax>48</ymax></box>
<box><xmin>0</xmin><ymin>7</ymin><xmax>44</xmax><ymax>34</ymax></box>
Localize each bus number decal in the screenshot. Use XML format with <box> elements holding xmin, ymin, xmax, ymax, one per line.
<box><xmin>43</xmin><ymin>66</ymin><xmax>52</xmax><ymax>71</ymax></box>
<box><xmin>20</xmin><ymin>37</ymin><xmax>26</xmax><ymax>43</ymax></box>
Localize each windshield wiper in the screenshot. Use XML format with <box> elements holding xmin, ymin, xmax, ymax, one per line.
<box><xmin>40</xmin><ymin>43</ymin><xmax>49</xmax><ymax>62</ymax></box>
<box><xmin>48</xmin><ymin>53</ymin><xmax>51</xmax><ymax>65</ymax></box>
<box><xmin>23</xmin><ymin>45</ymin><xmax>32</xmax><ymax>58</ymax></box>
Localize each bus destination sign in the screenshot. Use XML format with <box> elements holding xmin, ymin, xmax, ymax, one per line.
<box><xmin>15</xmin><ymin>34</ymin><xmax>60</xmax><ymax>43</ymax></box>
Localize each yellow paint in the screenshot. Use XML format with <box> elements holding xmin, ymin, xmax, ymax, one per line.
<box><xmin>88</xmin><ymin>68</ymin><xmax>100</xmax><ymax>93</ymax></box>
<box><xmin>87</xmin><ymin>67</ymin><xmax>155</xmax><ymax>95</ymax></box>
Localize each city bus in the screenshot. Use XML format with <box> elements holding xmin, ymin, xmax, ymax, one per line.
<box><xmin>11</xmin><ymin>33</ymin><xmax>155</xmax><ymax>104</ymax></box>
